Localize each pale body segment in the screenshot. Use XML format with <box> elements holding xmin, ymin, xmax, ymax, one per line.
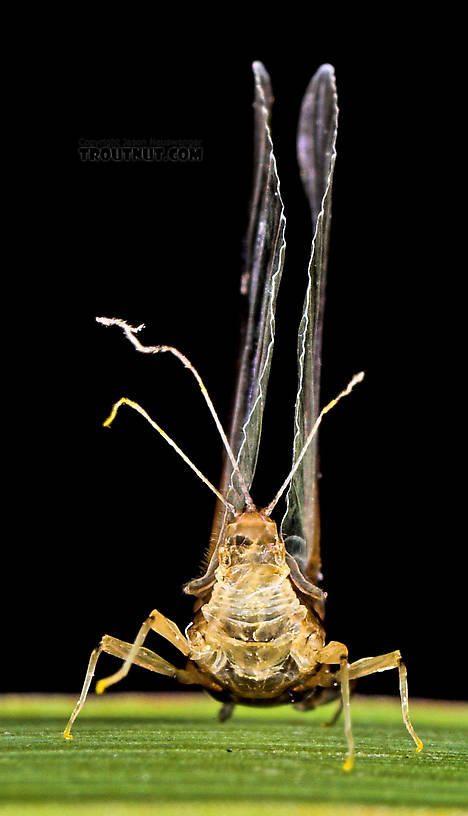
<box><xmin>186</xmin><ymin>510</ymin><xmax>326</xmax><ymax>698</ymax></box>
<box><xmin>65</xmin><ymin>62</ymin><xmax>423</xmax><ymax>770</ymax></box>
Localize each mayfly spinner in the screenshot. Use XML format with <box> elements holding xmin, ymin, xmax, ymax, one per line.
<box><xmin>65</xmin><ymin>62</ymin><xmax>423</xmax><ymax>770</ymax></box>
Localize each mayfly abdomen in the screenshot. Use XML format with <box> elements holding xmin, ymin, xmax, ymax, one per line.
<box><xmin>186</xmin><ymin>540</ymin><xmax>325</xmax><ymax>696</ymax></box>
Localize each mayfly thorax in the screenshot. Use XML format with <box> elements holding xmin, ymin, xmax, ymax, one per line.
<box><xmin>65</xmin><ymin>62</ymin><xmax>422</xmax><ymax>770</ymax></box>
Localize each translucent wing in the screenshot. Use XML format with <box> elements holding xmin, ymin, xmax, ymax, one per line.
<box><xmin>208</xmin><ymin>61</ymin><xmax>286</xmax><ymax>553</ymax></box>
<box><xmin>281</xmin><ymin>65</ymin><xmax>338</xmax><ymax>586</ymax></box>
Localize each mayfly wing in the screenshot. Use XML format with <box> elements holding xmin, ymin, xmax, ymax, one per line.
<box><xmin>281</xmin><ymin>65</ymin><xmax>338</xmax><ymax>593</ymax></box>
<box><xmin>207</xmin><ymin>61</ymin><xmax>286</xmax><ymax>557</ymax></box>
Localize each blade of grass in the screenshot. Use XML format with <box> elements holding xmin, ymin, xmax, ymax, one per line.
<box><xmin>1</xmin><ymin>694</ymin><xmax>467</xmax><ymax>814</ymax></box>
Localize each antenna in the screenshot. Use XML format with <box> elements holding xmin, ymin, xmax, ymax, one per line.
<box><xmin>102</xmin><ymin>397</ymin><xmax>236</xmax><ymax>514</ymax></box>
<box><xmin>96</xmin><ymin>317</ymin><xmax>255</xmax><ymax>511</ymax></box>
<box><xmin>264</xmin><ymin>372</ymin><xmax>365</xmax><ymax>516</ymax></box>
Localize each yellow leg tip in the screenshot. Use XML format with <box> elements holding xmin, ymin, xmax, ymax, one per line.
<box><xmin>95</xmin><ymin>680</ymin><xmax>106</xmax><ymax>695</ymax></box>
<box><xmin>342</xmin><ymin>756</ymin><xmax>354</xmax><ymax>772</ymax></box>
<box><xmin>63</xmin><ymin>732</ymin><xmax>73</xmax><ymax>741</ymax></box>
<box><xmin>416</xmin><ymin>741</ymin><xmax>423</xmax><ymax>753</ymax></box>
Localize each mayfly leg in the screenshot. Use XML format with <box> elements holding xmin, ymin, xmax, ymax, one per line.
<box><xmin>398</xmin><ymin>658</ymin><xmax>423</xmax><ymax>752</ymax></box>
<box><xmin>314</xmin><ymin>641</ymin><xmax>355</xmax><ymax>770</ymax></box>
<box><xmin>340</xmin><ymin>656</ymin><xmax>354</xmax><ymax>772</ymax></box>
<box><xmin>63</xmin><ymin>636</ymin><xmax>182</xmax><ymax>740</ymax></box>
<box><xmin>95</xmin><ymin>609</ymin><xmax>190</xmax><ymax>695</ymax></box>
<box><xmin>96</xmin><ymin>316</ymin><xmax>254</xmax><ymax>509</ymax></box>
<box><xmin>63</xmin><ymin>644</ymin><xmax>102</xmax><ymax>740</ymax></box>
<box><xmin>63</xmin><ymin>609</ymin><xmax>191</xmax><ymax>740</ymax></box>
<box><xmin>218</xmin><ymin>703</ymin><xmax>235</xmax><ymax>723</ymax></box>
<box><xmin>320</xmin><ymin>679</ymin><xmax>359</xmax><ymax>728</ymax></box>
<box><xmin>321</xmin><ymin>698</ymin><xmax>343</xmax><ymax>728</ymax></box>
<box><xmin>348</xmin><ymin>649</ymin><xmax>423</xmax><ymax>753</ymax></box>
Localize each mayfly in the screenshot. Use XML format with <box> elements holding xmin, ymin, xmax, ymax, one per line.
<box><xmin>65</xmin><ymin>62</ymin><xmax>423</xmax><ymax>770</ymax></box>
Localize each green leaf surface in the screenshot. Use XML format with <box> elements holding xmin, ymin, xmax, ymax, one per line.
<box><xmin>1</xmin><ymin>694</ymin><xmax>467</xmax><ymax>816</ymax></box>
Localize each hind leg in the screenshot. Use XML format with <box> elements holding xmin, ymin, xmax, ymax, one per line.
<box><xmin>293</xmin><ymin>685</ymin><xmax>340</xmax><ymax>712</ymax></box>
<box><xmin>293</xmin><ymin>681</ymin><xmax>357</xmax><ymax>726</ymax></box>
<box><xmin>218</xmin><ymin>702</ymin><xmax>235</xmax><ymax>722</ymax></box>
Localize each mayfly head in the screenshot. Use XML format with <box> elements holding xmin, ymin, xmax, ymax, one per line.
<box><xmin>220</xmin><ymin>510</ymin><xmax>286</xmax><ymax>568</ymax></box>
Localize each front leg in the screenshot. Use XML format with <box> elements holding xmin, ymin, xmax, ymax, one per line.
<box><xmin>305</xmin><ymin>641</ymin><xmax>422</xmax><ymax>771</ymax></box>
<box><xmin>310</xmin><ymin>647</ymin><xmax>423</xmax><ymax>770</ymax></box>
<box><xmin>313</xmin><ymin>642</ymin><xmax>354</xmax><ymax>770</ymax></box>
<box><xmin>96</xmin><ymin>608</ymin><xmax>190</xmax><ymax>694</ymax></box>
<box><xmin>64</xmin><ymin>633</ymin><xmax>195</xmax><ymax>740</ymax></box>
<box><xmin>348</xmin><ymin>649</ymin><xmax>423</xmax><ymax>754</ymax></box>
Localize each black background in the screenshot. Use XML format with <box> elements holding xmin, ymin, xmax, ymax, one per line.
<box><xmin>6</xmin><ymin>19</ymin><xmax>462</xmax><ymax>703</ymax></box>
